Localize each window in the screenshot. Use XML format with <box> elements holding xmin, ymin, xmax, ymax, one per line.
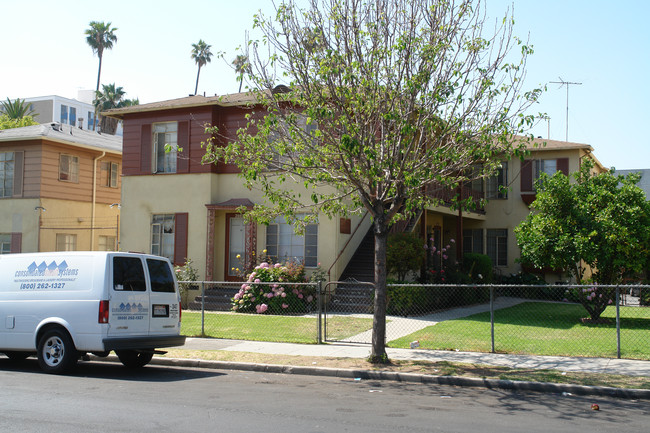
<box><xmin>59</xmin><ymin>154</ymin><xmax>79</xmax><ymax>182</ymax></box>
<box><xmin>152</xmin><ymin>122</ymin><xmax>178</xmax><ymax>173</ymax></box>
<box><xmin>147</xmin><ymin>259</ymin><xmax>175</xmax><ymax>293</ymax></box>
<box><xmin>463</xmin><ymin>229</ymin><xmax>483</xmax><ymax>254</ymax></box>
<box><xmin>69</xmin><ymin>107</ymin><xmax>77</xmax><ymax>127</ymax></box>
<box><xmin>56</xmin><ymin>234</ymin><xmax>77</xmax><ymax>251</ymax></box>
<box><xmin>88</xmin><ymin>111</ymin><xmax>96</xmax><ymax>130</ymax></box>
<box><xmin>266</xmin><ymin>216</ymin><xmax>318</xmax><ymax>267</ymax></box>
<box><xmin>60</xmin><ymin>104</ymin><xmax>68</xmax><ymax>124</ymax></box>
<box><xmin>101</xmin><ymin>161</ymin><xmax>119</xmax><ymax>188</ymax></box>
<box><xmin>113</xmin><ymin>256</ymin><xmax>146</xmax><ymax>291</ymax></box>
<box><xmin>486</xmin><ymin>162</ymin><xmax>508</xmax><ymax>199</ymax></box>
<box><xmin>0</xmin><ymin>152</ymin><xmax>14</xmax><ymax>198</ymax></box>
<box><xmin>0</xmin><ymin>234</ymin><xmax>10</xmax><ymax>254</ymax></box>
<box><xmin>151</xmin><ymin>214</ymin><xmax>175</xmax><ymax>262</ymax></box>
<box><xmin>99</xmin><ymin>235</ymin><xmax>116</xmax><ymax>251</ymax></box>
<box><xmin>486</xmin><ymin>229</ymin><xmax>507</xmax><ymax>267</ymax></box>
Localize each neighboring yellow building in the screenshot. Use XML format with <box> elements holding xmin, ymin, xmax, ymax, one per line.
<box><xmin>105</xmin><ymin>94</ymin><xmax>605</xmax><ymax>283</ymax></box>
<box><xmin>0</xmin><ymin>122</ymin><xmax>121</xmax><ymax>253</ymax></box>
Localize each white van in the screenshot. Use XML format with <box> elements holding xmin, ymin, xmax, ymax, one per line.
<box><xmin>0</xmin><ymin>251</ymin><xmax>185</xmax><ymax>373</ymax></box>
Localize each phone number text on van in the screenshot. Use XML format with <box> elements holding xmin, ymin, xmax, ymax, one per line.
<box><xmin>20</xmin><ymin>282</ymin><xmax>67</xmax><ymax>290</ymax></box>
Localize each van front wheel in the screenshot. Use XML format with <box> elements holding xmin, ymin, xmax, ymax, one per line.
<box><xmin>116</xmin><ymin>350</ymin><xmax>154</xmax><ymax>368</ymax></box>
<box><xmin>37</xmin><ymin>329</ymin><xmax>78</xmax><ymax>374</ymax></box>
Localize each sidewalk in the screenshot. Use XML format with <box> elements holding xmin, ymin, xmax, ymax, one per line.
<box><xmin>180</xmin><ymin>337</ymin><xmax>650</xmax><ymax>377</ymax></box>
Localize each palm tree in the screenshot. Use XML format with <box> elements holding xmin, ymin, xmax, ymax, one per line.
<box><xmin>191</xmin><ymin>39</ymin><xmax>213</xmax><ymax>95</ymax></box>
<box><xmin>86</xmin><ymin>21</ymin><xmax>117</xmax><ymax>130</ymax></box>
<box><xmin>232</xmin><ymin>55</ymin><xmax>251</xmax><ymax>93</ymax></box>
<box><xmin>0</xmin><ymin>98</ymin><xmax>37</xmax><ymax>119</ymax></box>
<box><xmin>94</xmin><ymin>83</ymin><xmax>137</xmax><ymax>135</ymax></box>
<box><xmin>85</xmin><ymin>21</ymin><xmax>118</xmax><ymax>93</ymax></box>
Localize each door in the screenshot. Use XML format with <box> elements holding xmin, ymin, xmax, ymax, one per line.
<box><xmin>225</xmin><ymin>214</ymin><xmax>246</xmax><ymax>281</ymax></box>
<box><xmin>146</xmin><ymin>257</ymin><xmax>181</xmax><ymax>334</ymax></box>
<box><xmin>108</xmin><ymin>255</ymin><xmax>150</xmax><ymax>336</ymax></box>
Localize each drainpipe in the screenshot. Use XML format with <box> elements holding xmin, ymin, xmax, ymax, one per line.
<box><xmin>91</xmin><ymin>151</ymin><xmax>106</xmax><ymax>250</ymax></box>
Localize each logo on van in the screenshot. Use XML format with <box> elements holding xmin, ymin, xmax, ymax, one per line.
<box><xmin>14</xmin><ymin>260</ymin><xmax>79</xmax><ymax>278</ymax></box>
<box><xmin>114</xmin><ymin>303</ymin><xmax>148</xmax><ymax>313</ymax></box>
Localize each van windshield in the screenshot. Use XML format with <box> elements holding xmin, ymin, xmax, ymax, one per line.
<box><xmin>113</xmin><ymin>257</ymin><xmax>146</xmax><ymax>291</ymax></box>
<box><xmin>147</xmin><ymin>259</ymin><xmax>175</xmax><ymax>293</ymax></box>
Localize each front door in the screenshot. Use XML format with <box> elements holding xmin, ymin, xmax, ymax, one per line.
<box><xmin>225</xmin><ymin>214</ymin><xmax>246</xmax><ymax>281</ymax></box>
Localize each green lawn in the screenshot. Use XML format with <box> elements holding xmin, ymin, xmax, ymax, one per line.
<box><xmin>181</xmin><ymin>311</ymin><xmax>373</xmax><ymax>344</ymax></box>
<box><xmin>389</xmin><ymin>302</ymin><xmax>650</xmax><ymax>360</ymax></box>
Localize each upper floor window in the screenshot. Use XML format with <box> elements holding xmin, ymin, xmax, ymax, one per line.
<box><xmin>101</xmin><ymin>161</ymin><xmax>119</xmax><ymax>188</ymax></box>
<box><xmin>152</xmin><ymin>122</ymin><xmax>178</xmax><ymax>173</ymax></box>
<box><xmin>69</xmin><ymin>107</ymin><xmax>77</xmax><ymax>127</ymax></box>
<box><xmin>59</xmin><ymin>154</ymin><xmax>79</xmax><ymax>182</ymax></box>
<box><xmin>60</xmin><ymin>104</ymin><xmax>69</xmax><ymax>124</ymax></box>
<box><xmin>0</xmin><ymin>152</ymin><xmax>15</xmax><ymax>198</ymax></box>
<box><xmin>265</xmin><ymin>216</ymin><xmax>318</xmax><ymax>267</ymax></box>
<box><xmin>486</xmin><ymin>162</ymin><xmax>508</xmax><ymax>199</ymax></box>
<box><xmin>87</xmin><ymin>111</ymin><xmax>96</xmax><ymax>130</ymax></box>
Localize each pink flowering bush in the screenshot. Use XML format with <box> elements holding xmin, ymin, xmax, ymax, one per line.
<box><xmin>231</xmin><ymin>260</ymin><xmax>316</xmax><ymax>314</ymax></box>
<box><xmin>565</xmin><ymin>284</ymin><xmax>615</xmax><ymax>322</ymax></box>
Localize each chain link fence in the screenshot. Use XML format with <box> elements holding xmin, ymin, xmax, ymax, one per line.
<box><xmin>180</xmin><ymin>281</ymin><xmax>650</xmax><ymax>360</ymax></box>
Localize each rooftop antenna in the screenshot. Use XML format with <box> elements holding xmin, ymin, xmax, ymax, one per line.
<box><xmin>550</xmin><ymin>77</ymin><xmax>582</xmax><ymax>142</ymax></box>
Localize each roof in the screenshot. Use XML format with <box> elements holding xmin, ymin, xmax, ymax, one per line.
<box><xmin>615</xmin><ymin>169</ymin><xmax>650</xmax><ymax>198</ymax></box>
<box><xmin>0</xmin><ymin>122</ymin><xmax>121</xmax><ymax>154</ymax></box>
<box><xmin>104</xmin><ymin>92</ymin><xmax>260</xmax><ymax>119</ymax></box>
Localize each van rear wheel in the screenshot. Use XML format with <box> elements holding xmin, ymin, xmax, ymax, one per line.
<box><xmin>37</xmin><ymin>329</ymin><xmax>78</xmax><ymax>374</ymax></box>
<box><xmin>116</xmin><ymin>350</ymin><xmax>154</xmax><ymax>368</ymax></box>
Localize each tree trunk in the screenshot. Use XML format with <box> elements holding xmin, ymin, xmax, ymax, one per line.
<box><xmin>369</xmin><ymin>219</ymin><xmax>389</xmax><ymax>363</ymax></box>
<box><xmin>194</xmin><ymin>66</ymin><xmax>201</xmax><ymax>95</ymax></box>
<box><xmin>94</xmin><ymin>55</ymin><xmax>102</xmax><ymax>131</ymax></box>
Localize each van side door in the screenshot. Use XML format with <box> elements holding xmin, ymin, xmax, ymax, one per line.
<box><xmin>108</xmin><ymin>256</ymin><xmax>150</xmax><ymax>336</ymax></box>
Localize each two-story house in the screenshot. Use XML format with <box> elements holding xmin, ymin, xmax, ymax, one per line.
<box><xmin>0</xmin><ymin>122</ymin><xmax>122</xmax><ymax>254</ymax></box>
<box><xmin>105</xmin><ymin>93</ymin><xmax>605</xmax><ymax>283</ymax></box>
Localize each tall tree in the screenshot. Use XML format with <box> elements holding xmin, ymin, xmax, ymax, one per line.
<box><xmin>191</xmin><ymin>39</ymin><xmax>213</xmax><ymax>95</ymax></box>
<box><xmin>0</xmin><ymin>98</ymin><xmax>37</xmax><ymax>119</ymax></box>
<box><xmin>232</xmin><ymin>54</ymin><xmax>251</xmax><ymax>93</ymax></box>
<box><xmin>94</xmin><ymin>83</ymin><xmax>138</xmax><ymax>135</ymax></box>
<box><xmin>85</xmin><ymin>21</ymin><xmax>118</xmax><ymax>94</ymax></box>
<box><xmin>516</xmin><ymin>161</ymin><xmax>650</xmax><ymax>321</ymax></box>
<box><xmin>203</xmin><ymin>0</ymin><xmax>541</xmax><ymax>362</ymax></box>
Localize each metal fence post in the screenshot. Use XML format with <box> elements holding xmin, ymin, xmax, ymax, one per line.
<box><xmin>201</xmin><ymin>282</ymin><xmax>206</xmax><ymax>337</ymax></box>
<box><xmin>490</xmin><ymin>285</ymin><xmax>495</xmax><ymax>353</ymax></box>
<box><xmin>616</xmin><ymin>285</ymin><xmax>621</xmax><ymax>359</ymax></box>
<box><xmin>317</xmin><ymin>281</ymin><xmax>322</xmax><ymax>344</ymax></box>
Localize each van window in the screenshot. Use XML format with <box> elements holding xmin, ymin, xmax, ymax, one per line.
<box><xmin>113</xmin><ymin>257</ymin><xmax>146</xmax><ymax>291</ymax></box>
<box><xmin>147</xmin><ymin>258</ymin><xmax>175</xmax><ymax>293</ymax></box>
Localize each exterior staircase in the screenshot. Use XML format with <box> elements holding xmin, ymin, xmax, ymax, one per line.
<box><xmin>186</xmin><ymin>285</ymin><xmax>238</xmax><ymax>311</ymax></box>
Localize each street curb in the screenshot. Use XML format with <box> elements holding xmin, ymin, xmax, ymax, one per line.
<box><xmin>113</xmin><ymin>355</ymin><xmax>650</xmax><ymax>400</ymax></box>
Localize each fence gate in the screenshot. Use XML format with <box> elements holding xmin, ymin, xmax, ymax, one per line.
<box><xmin>322</xmin><ymin>281</ymin><xmax>375</xmax><ymax>344</ymax></box>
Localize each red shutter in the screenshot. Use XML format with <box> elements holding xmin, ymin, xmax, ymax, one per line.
<box><xmin>520</xmin><ymin>160</ymin><xmax>533</xmax><ymax>192</ymax></box>
<box><xmin>10</xmin><ymin>233</ymin><xmax>22</xmax><ymax>253</ymax></box>
<box><xmin>556</xmin><ymin>158</ymin><xmax>569</xmax><ymax>175</ymax></box>
<box><xmin>177</xmin><ymin>121</ymin><xmax>189</xmax><ymax>173</ymax></box>
<box><xmin>140</xmin><ymin>124</ymin><xmax>152</xmax><ymax>174</ymax></box>
<box><xmin>174</xmin><ymin>212</ymin><xmax>189</xmax><ymax>266</ymax></box>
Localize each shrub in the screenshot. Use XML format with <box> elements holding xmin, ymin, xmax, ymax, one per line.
<box><xmin>462</xmin><ymin>253</ymin><xmax>493</xmax><ymax>283</ymax></box>
<box><xmin>387</xmin><ymin>232</ymin><xmax>424</xmax><ymax>281</ymax></box>
<box><xmin>231</xmin><ymin>260</ymin><xmax>316</xmax><ymax>314</ymax></box>
<box><xmin>174</xmin><ymin>258</ymin><xmax>199</xmax><ymax>308</ymax></box>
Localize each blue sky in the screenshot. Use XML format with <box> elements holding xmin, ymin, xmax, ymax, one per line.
<box><xmin>1</xmin><ymin>0</ymin><xmax>648</xmax><ymax>170</ymax></box>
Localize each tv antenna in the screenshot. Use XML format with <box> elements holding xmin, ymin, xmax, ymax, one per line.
<box><xmin>550</xmin><ymin>77</ymin><xmax>582</xmax><ymax>142</ymax></box>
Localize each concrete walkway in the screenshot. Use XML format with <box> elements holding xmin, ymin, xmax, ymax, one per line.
<box><xmin>338</xmin><ymin>296</ymin><xmax>527</xmax><ymax>343</ymax></box>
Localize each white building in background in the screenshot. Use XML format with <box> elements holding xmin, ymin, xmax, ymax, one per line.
<box><xmin>17</xmin><ymin>91</ymin><xmax>123</xmax><ymax>135</ymax></box>
<box><xmin>24</xmin><ymin>94</ymin><xmax>98</xmax><ymax>131</ymax></box>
